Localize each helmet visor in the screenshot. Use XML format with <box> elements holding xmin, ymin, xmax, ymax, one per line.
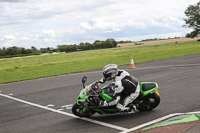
<box><xmin>104</xmin><ymin>69</ymin><xmax>118</xmax><ymax>80</ymax></box>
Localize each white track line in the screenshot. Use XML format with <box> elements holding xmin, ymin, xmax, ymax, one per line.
<box><xmin>185</xmin><ymin>111</ymin><xmax>200</xmax><ymax>115</ymax></box>
<box><xmin>119</xmin><ymin>113</ymin><xmax>183</xmax><ymax>133</ymax></box>
<box><xmin>1</xmin><ymin>92</ymin><xmax>200</xmax><ymax>133</ymax></box>
<box><xmin>46</xmin><ymin>104</ymin><xmax>55</xmax><ymax>107</ymax></box>
<box><xmin>120</xmin><ymin>111</ymin><xmax>200</xmax><ymax>133</ymax></box>
<box><xmin>0</xmin><ymin>93</ymin><xmax>127</xmax><ymax>131</ymax></box>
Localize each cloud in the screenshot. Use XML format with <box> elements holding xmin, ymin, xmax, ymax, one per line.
<box><xmin>0</xmin><ymin>34</ymin><xmax>16</xmax><ymax>47</ymax></box>
<box><xmin>3</xmin><ymin>35</ymin><xmax>16</xmax><ymax>40</ymax></box>
<box><xmin>20</xmin><ymin>37</ymin><xmax>30</xmax><ymax>40</ymax></box>
<box><xmin>0</xmin><ymin>0</ymin><xmax>200</xmax><ymax>48</ymax></box>
<box><xmin>0</xmin><ymin>0</ymin><xmax>25</xmax><ymax>2</ymax></box>
<box><xmin>80</xmin><ymin>19</ymin><xmax>120</xmax><ymax>32</ymax></box>
<box><xmin>80</xmin><ymin>18</ymin><xmax>147</xmax><ymax>33</ymax></box>
<box><xmin>43</xmin><ymin>30</ymin><xmax>56</xmax><ymax>37</ymax></box>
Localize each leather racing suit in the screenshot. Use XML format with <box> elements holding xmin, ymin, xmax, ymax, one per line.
<box><xmin>99</xmin><ymin>70</ymin><xmax>140</xmax><ymax>111</ymax></box>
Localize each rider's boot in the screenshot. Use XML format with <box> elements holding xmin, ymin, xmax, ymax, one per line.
<box><xmin>116</xmin><ymin>103</ymin><xmax>130</xmax><ymax>112</ymax></box>
<box><xmin>117</xmin><ymin>103</ymin><xmax>139</xmax><ymax>115</ymax></box>
<box><xmin>130</xmin><ymin>104</ymin><xmax>137</xmax><ymax>113</ymax></box>
<box><xmin>117</xmin><ymin>95</ymin><xmax>137</xmax><ymax>113</ymax></box>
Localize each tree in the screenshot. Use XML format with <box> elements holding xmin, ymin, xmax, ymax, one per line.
<box><xmin>85</xmin><ymin>42</ymin><xmax>93</xmax><ymax>50</ymax></box>
<box><xmin>184</xmin><ymin>2</ymin><xmax>200</xmax><ymax>37</ymax></box>
<box><xmin>0</xmin><ymin>48</ymin><xmax>5</xmax><ymax>56</ymax></box>
<box><xmin>106</xmin><ymin>38</ymin><xmax>117</xmax><ymax>47</ymax></box>
<box><xmin>31</xmin><ymin>46</ymin><xmax>38</xmax><ymax>53</ymax></box>
<box><xmin>40</xmin><ymin>48</ymin><xmax>48</xmax><ymax>53</ymax></box>
<box><xmin>94</xmin><ymin>41</ymin><xmax>102</xmax><ymax>49</ymax></box>
<box><xmin>79</xmin><ymin>42</ymin><xmax>86</xmax><ymax>50</ymax></box>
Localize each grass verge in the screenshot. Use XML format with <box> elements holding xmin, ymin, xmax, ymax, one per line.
<box><xmin>0</xmin><ymin>42</ymin><xmax>200</xmax><ymax>84</ymax></box>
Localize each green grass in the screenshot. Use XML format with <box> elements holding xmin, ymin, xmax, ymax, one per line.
<box><xmin>0</xmin><ymin>42</ymin><xmax>200</xmax><ymax>84</ymax></box>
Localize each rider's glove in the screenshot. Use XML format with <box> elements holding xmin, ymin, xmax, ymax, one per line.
<box><xmin>99</xmin><ymin>101</ymin><xmax>108</xmax><ymax>107</ymax></box>
<box><xmin>111</xmin><ymin>82</ymin><xmax>118</xmax><ymax>90</ymax></box>
<box><xmin>98</xmin><ymin>78</ymin><xmax>106</xmax><ymax>84</ymax></box>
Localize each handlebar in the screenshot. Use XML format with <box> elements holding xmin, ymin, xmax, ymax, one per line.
<box><xmin>91</xmin><ymin>81</ymin><xmax>100</xmax><ymax>95</ymax></box>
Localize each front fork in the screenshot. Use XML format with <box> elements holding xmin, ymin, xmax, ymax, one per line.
<box><xmin>78</xmin><ymin>98</ymin><xmax>99</xmax><ymax>113</ymax></box>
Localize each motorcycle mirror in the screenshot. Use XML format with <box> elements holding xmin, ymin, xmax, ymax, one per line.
<box><xmin>82</xmin><ymin>76</ymin><xmax>87</xmax><ymax>83</ymax></box>
<box><xmin>82</xmin><ymin>76</ymin><xmax>87</xmax><ymax>88</ymax></box>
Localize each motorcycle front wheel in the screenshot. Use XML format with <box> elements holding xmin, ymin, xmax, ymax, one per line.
<box><xmin>72</xmin><ymin>103</ymin><xmax>95</xmax><ymax>117</ymax></box>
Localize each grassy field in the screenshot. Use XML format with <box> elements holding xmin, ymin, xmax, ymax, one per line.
<box><xmin>118</xmin><ymin>37</ymin><xmax>200</xmax><ymax>47</ymax></box>
<box><xmin>0</xmin><ymin>42</ymin><xmax>200</xmax><ymax>84</ymax></box>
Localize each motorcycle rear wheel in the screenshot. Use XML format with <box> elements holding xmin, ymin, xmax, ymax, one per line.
<box><xmin>137</xmin><ymin>92</ymin><xmax>160</xmax><ymax>111</ymax></box>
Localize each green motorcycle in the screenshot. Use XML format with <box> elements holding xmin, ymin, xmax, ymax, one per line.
<box><xmin>72</xmin><ymin>76</ymin><xmax>160</xmax><ymax>117</ymax></box>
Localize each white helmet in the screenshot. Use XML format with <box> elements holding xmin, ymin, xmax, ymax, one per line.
<box><xmin>103</xmin><ymin>64</ymin><xmax>118</xmax><ymax>80</ymax></box>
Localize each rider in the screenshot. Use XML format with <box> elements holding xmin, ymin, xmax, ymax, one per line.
<box><xmin>98</xmin><ymin>64</ymin><xmax>140</xmax><ymax>111</ymax></box>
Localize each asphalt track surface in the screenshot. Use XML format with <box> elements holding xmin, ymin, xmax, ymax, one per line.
<box><xmin>0</xmin><ymin>54</ymin><xmax>200</xmax><ymax>133</ymax></box>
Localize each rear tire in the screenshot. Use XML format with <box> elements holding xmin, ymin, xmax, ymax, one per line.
<box><xmin>72</xmin><ymin>103</ymin><xmax>95</xmax><ymax>117</ymax></box>
<box><xmin>137</xmin><ymin>92</ymin><xmax>160</xmax><ymax>111</ymax></box>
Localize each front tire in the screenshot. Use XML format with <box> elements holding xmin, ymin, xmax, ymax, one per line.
<box><xmin>72</xmin><ymin>103</ymin><xmax>94</xmax><ymax>117</ymax></box>
<box><xmin>137</xmin><ymin>92</ymin><xmax>160</xmax><ymax>111</ymax></box>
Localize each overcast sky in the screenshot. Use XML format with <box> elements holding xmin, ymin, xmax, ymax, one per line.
<box><xmin>0</xmin><ymin>0</ymin><xmax>199</xmax><ymax>48</ymax></box>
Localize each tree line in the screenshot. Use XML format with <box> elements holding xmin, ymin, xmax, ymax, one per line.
<box><xmin>0</xmin><ymin>46</ymin><xmax>40</xmax><ymax>58</ymax></box>
<box><xmin>57</xmin><ymin>39</ymin><xmax>117</xmax><ymax>52</ymax></box>
<box><xmin>0</xmin><ymin>39</ymin><xmax>117</xmax><ymax>58</ymax></box>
